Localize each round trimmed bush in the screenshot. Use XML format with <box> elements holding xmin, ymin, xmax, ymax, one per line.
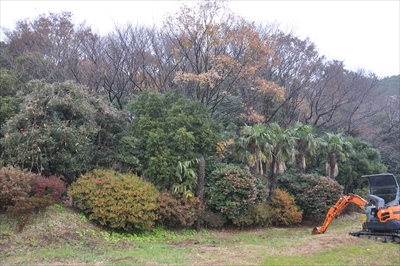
<box><xmin>205</xmin><ymin>164</ymin><xmax>267</xmax><ymax>226</ymax></box>
<box><xmin>68</xmin><ymin>169</ymin><xmax>159</xmax><ymax>231</ymax></box>
<box><xmin>278</xmin><ymin>173</ymin><xmax>343</xmax><ymax>222</ymax></box>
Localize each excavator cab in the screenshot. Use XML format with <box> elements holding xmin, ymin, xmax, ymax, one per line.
<box><xmin>363</xmin><ymin>173</ymin><xmax>400</xmax><ymax>232</ymax></box>
<box><xmin>364</xmin><ymin>173</ymin><xmax>400</xmax><ymax>207</ymax></box>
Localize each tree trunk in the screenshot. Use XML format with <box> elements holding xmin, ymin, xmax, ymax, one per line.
<box><xmin>328</xmin><ymin>151</ymin><xmax>337</xmax><ymax>180</ymax></box>
<box><xmin>267</xmin><ymin>159</ymin><xmax>278</xmax><ymax>201</ymax></box>
<box><xmin>262</xmin><ymin>162</ymin><xmax>268</xmax><ymax>185</ymax></box>
<box><xmin>268</xmin><ymin>145</ymin><xmax>281</xmax><ymax>201</ymax></box>
<box><xmin>295</xmin><ymin>141</ymin><xmax>306</xmax><ymax>174</ymax></box>
<box><xmin>196</xmin><ymin>154</ymin><xmax>205</xmax><ymax>232</ymax></box>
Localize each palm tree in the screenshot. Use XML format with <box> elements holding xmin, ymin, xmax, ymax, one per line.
<box><xmin>234</xmin><ymin>124</ymin><xmax>270</xmax><ymax>175</ymax></box>
<box><xmin>235</xmin><ymin>123</ymin><xmax>297</xmax><ymax>200</ymax></box>
<box><xmin>293</xmin><ymin>122</ymin><xmax>320</xmax><ymax>174</ymax></box>
<box><xmin>173</xmin><ymin>159</ymin><xmax>199</xmax><ymax>198</ymax></box>
<box><xmin>321</xmin><ymin>133</ymin><xmax>353</xmax><ymax>180</ymax></box>
<box><xmin>263</xmin><ymin>123</ymin><xmax>297</xmax><ymax>200</ymax></box>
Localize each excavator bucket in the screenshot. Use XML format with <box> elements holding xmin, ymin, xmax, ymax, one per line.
<box><xmin>312</xmin><ymin>226</ymin><xmax>325</xmax><ymax>235</ymax></box>
<box><xmin>312</xmin><ymin>227</ymin><xmax>321</xmax><ymax>235</ymax></box>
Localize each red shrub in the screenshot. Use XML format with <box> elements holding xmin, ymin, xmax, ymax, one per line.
<box><xmin>157</xmin><ymin>189</ymin><xmax>205</xmax><ymax>227</ymax></box>
<box><xmin>30</xmin><ymin>175</ymin><xmax>67</xmax><ymax>204</ymax></box>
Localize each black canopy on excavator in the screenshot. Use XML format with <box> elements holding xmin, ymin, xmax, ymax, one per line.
<box><xmin>363</xmin><ymin>173</ymin><xmax>400</xmax><ymax>207</ymax></box>
<box><xmin>363</xmin><ymin>173</ymin><xmax>399</xmax><ymax>188</ymax></box>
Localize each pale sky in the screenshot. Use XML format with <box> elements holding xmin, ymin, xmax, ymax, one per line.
<box><xmin>0</xmin><ymin>0</ymin><xmax>399</xmax><ymax>78</ymax></box>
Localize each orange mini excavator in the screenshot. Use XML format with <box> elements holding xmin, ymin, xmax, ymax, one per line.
<box><xmin>312</xmin><ymin>173</ymin><xmax>400</xmax><ymax>243</ymax></box>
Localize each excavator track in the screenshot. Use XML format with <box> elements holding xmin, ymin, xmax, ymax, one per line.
<box><xmin>349</xmin><ymin>230</ymin><xmax>400</xmax><ymax>244</ymax></box>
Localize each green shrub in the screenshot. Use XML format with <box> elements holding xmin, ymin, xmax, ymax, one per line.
<box><xmin>157</xmin><ymin>189</ymin><xmax>204</xmax><ymax>227</ymax></box>
<box><xmin>0</xmin><ymin>165</ymin><xmax>33</xmax><ymax>212</ymax></box>
<box><xmin>336</xmin><ymin>137</ymin><xmax>386</xmax><ymax>194</ymax></box>
<box><xmin>353</xmin><ymin>187</ymin><xmax>368</xmax><ymax>200</ymax></box>
<box><xmin>244</xmin><ymin>203</ymin><xmax>274</xmax><ymax>227</ymax></box>
<box><xmin>278</xmin><ymin>173</ymin><xmax>343</xmax><ymax>222</ymax></box>
<box><xmin>201</xmin><ymin>209</ymin><xmax>227</xmax><ymax>228</ymax></box>
<box><xmin>205</xmin><ymin>164</ymin><xmax>267</xmax><ymax>226</ymax></box>
<box><xmin>30</xmin><ymin>175</ymin><xmax>66</xmax><ymax>204</ymax></box>
<box><xmin>68</xmin><ymin>169</ymin><xmax>159</xmax><ymax>231</ymax></box>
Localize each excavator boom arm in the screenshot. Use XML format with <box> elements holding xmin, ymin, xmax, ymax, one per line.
<box><xmin>312</xmin><ymin>194</ymin><xmax>367</xmax><ymax>234</ymax></box>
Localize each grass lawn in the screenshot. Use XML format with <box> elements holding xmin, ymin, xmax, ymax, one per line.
<box><xmin>1</xmin><ymin>205</ymin><xmax>399</xmax><ymax>265</ymax></box>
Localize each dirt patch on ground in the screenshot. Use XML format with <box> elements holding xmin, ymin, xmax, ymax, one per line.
<box><xmin>284</xmin><ymin>233</ymin><xmax>366</xmax><ymax>255</ymax></box>
<box><xmin>167</xmin><ymin>233</ymin><xmax>368</xmax><ymax>265</ymax></box>
<box><xmin>167</xmin><ymin>214</ymin><xmax>369</xmax><ymax>265</ymax></box>
<box><xmin>190</xmin><ymin>245</ymin><xmax>258</xmax><ymax>266</ymax></box>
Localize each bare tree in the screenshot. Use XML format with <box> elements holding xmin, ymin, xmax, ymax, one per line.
<box><xmin>4</xmin><ymin>11</ymin><xmax>96</xmax><ymax>86</ymax></box>
<box><xmin>163</xmin><ymin>0</ymin><xmax>275</xmax><ymax>117</ymax></box>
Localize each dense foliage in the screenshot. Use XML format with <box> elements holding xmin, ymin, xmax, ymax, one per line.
<box><xmin>278</xmin><ymin>173</ymin><xmax>343</xmax><ymax>222</ymax></box>
<box><xmin>0</xmin><ymin>80</ymin><xmax>126</xmax><ymax>183</ymax></box>
<box><xmin>68</xmin><ymin>169</ymin><xmax>159</xmax><ymax>231</ymax></box>
<box><xmin>0</xmin><ymin>1</ymin><xmax>397</xmax><ymax>232</ymax></box>
<box><xmin>268</xmin><ymin>189</ymin><xmax>303</xmax><ymax>226</ymax></box>
<box><xmin>0</xmin><ymin>164</ymin><xmax>67</xmax><ymax>231</ymax></box>
<box><xmin>125</xmin><ymin>91</ymin><xmax>217</xmax><ymax>190</ymax></box>
<box><xmin>0</xmin><ymin>69</ymin><xmax>21</xmax><ymax>162</ymax></box>
<box><xmin>336</xmin><ymin>137</ymin><xmax>387</xmax><ymax>194</ymax></box>
<box><xmin>243</xmin><ymin>188</ymin><xmax>303</xmax><ymax>227</ymax></box>
<box><xmin>234</xmin><ymin>123</ymin><xmax>297</xmax><ymax>200</ymax></box>
<box><xmin>368</xmin><ymin>75</ymin><xmax>400</xmax><ymax>177</ymax></box>
<box><xmin>201</xmin><ymin>209</ymin><xmax>228</xmax><ymax>228</ymax></box>
<box><xmin>205</xmin><ymin>164</ymin><xmax>267</xmax><ymax>226</ymax></box>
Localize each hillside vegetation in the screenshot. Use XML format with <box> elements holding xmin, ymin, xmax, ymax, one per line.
<box><xmin>0</xmin><ymin>1</ymin><xmax>399</xmax><ymax>260</ymax></box>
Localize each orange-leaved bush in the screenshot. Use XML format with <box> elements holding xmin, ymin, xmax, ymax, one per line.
<box><xmin>269</xmin><ymin>189</ymin><xmax>302</xmax><ymax>226</ymax></box>
<box><xmin>68</xmin><ymin>169</ymin><xmax>159</xmax><ymax>231</ymax></box>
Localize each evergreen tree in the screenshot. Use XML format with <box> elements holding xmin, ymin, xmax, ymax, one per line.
<box><xmin>125</xmin><ymin>90</ymin><xmax>217</xmax><ymax>190</ymax></box>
